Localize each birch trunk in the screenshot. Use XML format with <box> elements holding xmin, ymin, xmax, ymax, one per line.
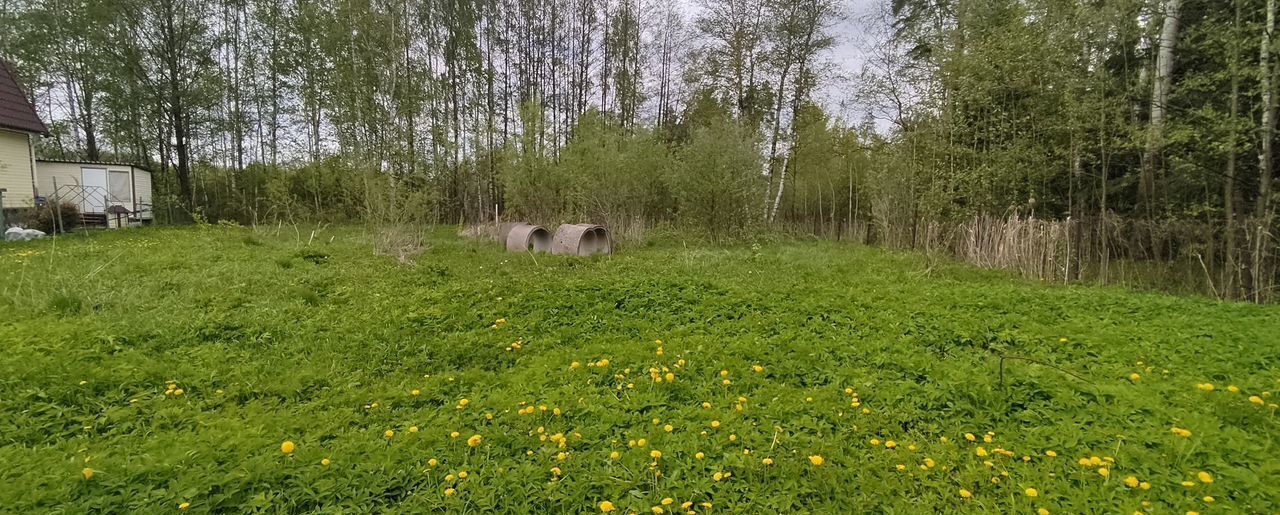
<box><xmin>1140</xmin><ymin>0</ymin><xmax>1181</xmax><ymax>217</ymax></box>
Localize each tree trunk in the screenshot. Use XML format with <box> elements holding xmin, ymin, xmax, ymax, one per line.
<box><xmin>1140</xmin><ymin>0</ymin><xmax>1181</xmax><ymax>218</ymax></box>
<box><xmin>1256</xmin><ymin>0</ymin><xmax>1278</xmax><ymax>301</ymax></box>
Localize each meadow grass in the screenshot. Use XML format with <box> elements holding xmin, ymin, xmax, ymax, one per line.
<box><xmin>0</xmin><ymin>224</ymin><xmax>1277</xmax><ymax>513</ymax></box>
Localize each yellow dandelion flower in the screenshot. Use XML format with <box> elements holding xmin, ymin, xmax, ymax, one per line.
<box><xmin>809</xmin><ymin>455</ymin><xmax>825</xmax><ymax>466</ymax></box>
<box><xmin>599</xmin><ymin>501</ymin><xmax>616</xmax><ymax>512</ymax></box>
<box><xmin>1197</xmin><ymin>471</ymin><xmax>1213</xmax><ymax>484</ymax></box>
<box><xmin>1037</xmin><ymin>509</ymin><xmax>1049</xmax><ymax>515</ymax></box>
<box><xmin>1129</xmin><ymin>373</ymin><xmax>1140</xmax><ymax>381</ymax></box>
<box><xmin>321</xmin><ymin>458</ymin><xmax>331</xmax><ymax>466</ymax></box>
<box><xmin>410</xmin><ymin>426</ymin><xmax>419</xmax><ymax>433</ymax></box>
<box><xmin>1045</xmin><ymin>450</ymin><xmax>1057</xmax><ymax>457</ymax></box>
<box><xmin>710</xmin><ymin>421</ymin><xmax>720</xmax><ymax>428</ymax></box>
<box><xmin>695</xmin><ymin>452</ymin><xmax>705</xmax><ymax>459</ymax></box>
<box><xmin>467</xmin><ymin>434</ymin><xmax>483</xmax><ymax>447</ymax></box>
<box><xmin>82</xmin><ymin>468</ymin><xmax>94</xmax><ymax>480</ymax></box>
<box><xmin>411</xmin><ymin>389</ymin><xmax>421</xmax><ymax>396</ymax></box>
<box><xmin>662</xmin><ymin>498</ymin><xmax>674</xmax><ymax>506</ymax></box>
<box><xmin>753</xmin><ymin>365</ymin><xmax>764</xmax><ymax>372</ymax></box>
<box><xmin>1250</xmin><ymin>395</ymin><xmax>1265</xmax><ymax>405</ymax></box>
<box><xmin>762</xmin><ymin>458</ymin><xmax>774</xmax><ymax>465</ymax></box>
<box><xmin>281</xmin><ymin>441</ymin><xmax>296</xmax><ymax>454</ymax></box>
<box><xmin>1097</xmin><ymin>468</ymin><xmax>1110</xmax><ymax>477</ymax></box>
<box><xmin>1227</xmin><ymin>385</ymin><xmax>1239</xmax><ymax>393</ymax></box>
<box><xmin>444</xmin><ymin>487</ymin><xmax>456</xmax><ymax>496</ymax></box>
<box><xmin>386</xmin><ymin>430</ymin><xmax>396</xmax><ymax>439</ymax></box>
<box><xmin>964</xmin><ymin>433</ymin><xmax>976</xmax><ymax>442</ymax></box>
<box><xmin>959</xmin><ymin>489</ymin><xmax>972</xmax><ymax>499</ymax></box>
<box><xmin>609</xmin><ymin>451</ymin><xmax>620</xmax><ymax>460</ymax></box>
<box><xmin>664</xmin><ymin>425</ymin><xmax>673</xmax><ymax>433</ymax></box>
<box><xmin>650</xmin><ymin>450</ymin><xmax>662</xmax><ymax>459</ymax></box>
<box><xmin>637</xmin><ymin>438</ymin><xmax>648</xmax><ymax>447</ymax></box>
<box><xmin>1024</xmin><ymin>488</ymin><xmax>1038</xmax><ymax>497</ymax></box>
<box><xmin>885</xmin><ymin>440</ymin><xmax>897</xmax><ymax>449</ymax></box>
<box><xmin>428</xmin><ymin>458</ymin><xmax>439</xmax><ymax>467</ymax></box>
<box><xmin>1140</xmin><ymin>481</ymin><xmax>1151</xmax><ymax>490</ymax></box>
<box><xmin>1123</xmin><ymin>476</ymin><xmax>1139</xmax><ymax>488</ymax></box>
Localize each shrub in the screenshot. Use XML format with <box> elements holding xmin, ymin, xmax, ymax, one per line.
<box><xmin>31</xmin><ymin>201</ymin><xmax>80</xmax><ymax>233</ymax></box>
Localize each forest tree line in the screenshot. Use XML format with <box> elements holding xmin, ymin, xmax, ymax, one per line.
<box><xmin>0</xmin><ymin>0</ymin><xmax>1277</xmax><ymax>302</ymax></box>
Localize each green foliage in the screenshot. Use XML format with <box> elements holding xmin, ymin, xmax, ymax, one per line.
<box><xmin>0</xmin><ymin>226</ymin><xmax>1276</xmax><ymax>512</ymax></box>
<box><xmin>673</xmin><ymin>117</ymin><xmax>765</xmax><ymax>240</ymax></box>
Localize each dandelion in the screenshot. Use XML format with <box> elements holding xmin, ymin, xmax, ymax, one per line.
<box><xmin>599</xmin><ymin>501</ymin><xmax>616</xmax><ymax>512</ymax></box>
<box><xmin>609</xmin><ymin>451</ymin><xmax>620</xmax><ymax>460</ymax></box>
<box><xmin>450</xmin><ymin>431</ymin><xmax>460</xmax><ymax>438</ymax></box>
<box><xmin>695</xmin><ymin>452</ymin><xmax>705</xmax><ymax>459</ymax></box>
<box><xmin>1227</xmin><ymin>385</ymin><xmax>1239</xmax><ymax>393</ymax></box>
<box><xmin>1171</xmin><ymin>426</ymin><xmax>1193</xmax><ymax>437</ymax></box>
<box><xmin>1045</xmin><ymin>450</ymin><xmax>1057</xmax><ymax>457</ymax></box>
<box><xmin>1037</xmin><ymin>509</ymin><xmax>1050</xmax><ymax>515</ymax></box>
<box><xmin>1024</xmin><ymin>488</ymin><xmax>1038</xmax><ymax>497</ymax></box>
<box><xmin>651</xmin><ymin>507</ymin><xmax>664</xmax><ymax>514</ymax></box>
<box><xmin>82</xmin><ymin>468</ymin><xmax>95</xmax><ymax>480</ymax></box>
<box><xmin>762</xmin><ymin>458</ymin><xmax>774</xmax><ymax>465</ymax></box>
<box><xmin>1129</xmin><ymin>373</ymin><xmax>1141</xmax><ymax>381</ymax></box>
<box><xmin>410</xmin><ymin>426</ymin><xmax>419</xmax><ymax>433</ymax></box>
<box><xmin>386</xmin><ymin>430</ymin><xmax>396</xmax><ymax>439</ymax></box>
<box><xmin>809</xmin><ymin>455</ymin><xmax>825</xmax><ymax>466</ymax></box>
<box><xmin>710</xmin><ymin>421</ymin><xmax>720</xmax><ymax>428</ymax></box>
<box><xmin>753</xmin><ymin>365</ymin><xmax>764</xmax><ymax>372</ymax></box>
<box><xmin>444</xmin><ymin>488</ymin><xmax>456</xmax><ymax>496</ymax></box>
<box><xmin>1097</xmin><ymin>468</ymin><xmax>1110</xmax><ymax>478</ymax></box>
<box><xmin>321</xmin><ymin>458</ymin><xmax>331</xmax><ymax>466</ymax></box>
<box><xmin>467</xmin><ymin>434</ymin><xmax>483</xmax><ymax>447</ymax></box>
<box><xmin>281</xmin><ymin>441</ymin><xmax>296</xmax><ymax>454</ymax></box>
<box><xmin>975</xmin><ymin>447</ymin><xmax>988</xmax><ymax>457</ymax></box>
<box><xmin>728</xmin><ymin>434</ymin><xmax>737</xmax><ymax>442</ymax></box>
<box><xmin>965</xmin><ymin>433</ymin><xmax>976</xmax><ymax>442</ymax></box>
<box><xmin>1182</xmin><ymin>481</ymin><xmax>1196</xmax><ymax>488</ymax></box>
<box><xmin>1123</xmin><ymin>476</ymin><xmax>1139</xmax><ymax>488</ymax></box>
<box><xmin>1140</xmin><ymin>481</ymin><xmax>1151</xmax><ymax>490</ymax></box>
<box><xmin>1250</xmin><ymin>395</ymin><xmax>1265</xmax><ymax>405</ymax></box>
<box><xmin>1197</xmin><ymin>471</ymin><xmax>1213</xmax><ymax>484</ymax></box>
<box><xmin>637</xmin><ymin>438</ymin><xmax>648</xmax><ymax>447</ymax></box>
<box><xmin>570</xmin><ymin>362</ymin><xmax>581</xmax><ymax>369</ymax></box>
<box><xmin>885</xmin><ymin>440</ymin><xmax>897</xmax><ymax>449</ymax></box>
<box><xmin>428</xmin><ymin>458</ymin><xmax>439</xmax><ymax>467</ymax></box>
<box><xmin>959</xmin><ymin>489</ymin><xmax>972</xmax><ymax>499</ymax></box>
<box><xmin>650</xmin><ymin>450</ymin><xmax>663</xmax><ymax>459</ymax></box>
<box><xmin>701</xmin><ymin>402</ymin><xmax>712</xmax><ymax>409</ymax></box>
<box><xmin>1203</xmin><ymin>496</ymin><xmax>1214</xmax><ymax>503</ymax></box>
<box><xmin>411</xmin><ymin>389</ymin><xmax>421</xmax><ymax>396</ymax></box>
<box><xmin>551</xmin><ymin>467</ymin><xmax>562</xmax><ymax>476</ymax></box>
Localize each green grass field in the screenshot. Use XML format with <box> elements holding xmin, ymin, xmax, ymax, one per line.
<box><xmin>1</xmin><ymin>225</ymin><xmax>1277</xmax><ymax>513</ymax></box>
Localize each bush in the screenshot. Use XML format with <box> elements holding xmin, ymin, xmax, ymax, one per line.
<box><xmin>31</xmin><ymin>201</ymin><xmax>80</xmax><ymax>233</ymax></box>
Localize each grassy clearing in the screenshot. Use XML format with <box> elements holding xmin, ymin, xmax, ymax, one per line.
<box><xmin>0</xmin><ymin>225</ymin><xmax>1277</xmax><ymax>513</ymax></box>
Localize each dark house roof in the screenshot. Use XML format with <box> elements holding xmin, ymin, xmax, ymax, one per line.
<box><xmin>37</xmin><ymin>158</ymin><xmax>153</xmax><ymax>173</ymax></box>
<box><xmin>0</xmin><ymin>60</ymin><xmax>49</xmax><ymax>135</ymax></box>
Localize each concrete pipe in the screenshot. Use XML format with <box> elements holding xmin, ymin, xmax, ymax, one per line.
<box><xmin>506</xmin><ymin>224</ymin><xmax>552</xmax><ymax>253</ymax></box>
<box><xmin>551</xmin><ymin>224</ymin><xmax>613</xmax><ymax>256</ymax></box>
<box><xmin>497</xmin><ymin>222</ymin><xmax>528</xmax><ymax>243</ymax></box>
